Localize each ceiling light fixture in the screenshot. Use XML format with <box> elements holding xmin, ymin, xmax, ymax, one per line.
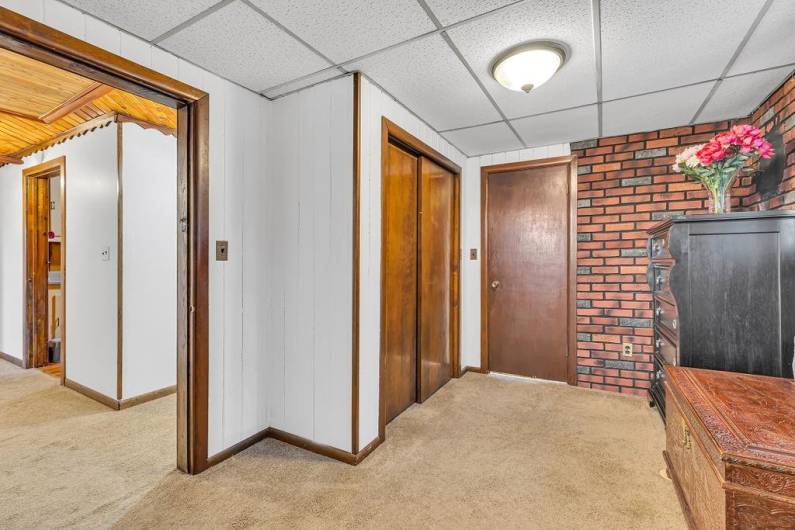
<box><xmin>491</xmin><ymin>41</ymin><xmax>567</xmax><ymax>94</ymax></box>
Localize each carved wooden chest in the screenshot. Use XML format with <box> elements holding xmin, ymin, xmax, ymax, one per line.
<box><xmin>664</xmin><ymin>366</ymin><xmax>795</xmax><ymax>529</ymax></box>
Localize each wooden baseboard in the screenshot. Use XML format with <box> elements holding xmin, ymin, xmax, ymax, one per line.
<box><xmin>206</xmin><ymin>427</ymin><xmax>271</xmax><ymax>468</ymax></box>
<box><xmin>205</xmin><ymin>427</ymin><xmax>384</xmax><ymax>469</ymax></box>
<box><xmin>65</xmin><ymin>379</ymin><xmax>176</xmax><ymax>411</ymax></box>
<box><xmin>64</xmin><ymin>378</ymin><xmax>119</xmax><ymax>409</ymax></box>
<box><xmin>0</xmin><ymin>351</ymin><xmax>24</xmax><ymax>367</ymax></box>
<box><xmin>119</xmin><ymin>385</ymin><xmax>177</xmax><ymax>409</ymax></box>
<box><xmin>461</xmin><ymin>365</ymin><xmax>488</xmax><ymax>375</ymax></box>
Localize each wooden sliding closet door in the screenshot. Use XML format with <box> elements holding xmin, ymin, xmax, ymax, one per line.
<box><xmin>418</xmin><ymin>158</ymin><xmax>454</xmax><ymax>402</ymax></box>
<box><xmin>383</xmin><ymin>143</ymin><xmax>419</xmax><ymax>424</ymax></box>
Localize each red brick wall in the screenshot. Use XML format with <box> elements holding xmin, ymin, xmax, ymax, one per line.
<box><xmin>742</xmin><ymin>74</ymin><xmax>795</xmax><ymax>210</ymax></box>
<box><xmin>572</xmin><ymin>72</ymin><xmax>793</xmax><ymax>395</ymax></box>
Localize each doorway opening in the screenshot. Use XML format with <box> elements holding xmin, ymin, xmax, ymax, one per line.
<box><xmin>23</xmin><ymin>157</ymin><xmax>65</xmax><ymax>379</ymax></box>
<box><xmin>0</xmin><ymin>7</ymin><xmax>209</xmax><ymax>474</ymax></box>
<box><xmin>480</xmin><ymin>157</ymin><xmax>578</xmax><ymax>384</ymax></box>
<box><xmin>379</xmin><ymin>118</ymin><xmax>461</xmax><ymax>434</ymax></box>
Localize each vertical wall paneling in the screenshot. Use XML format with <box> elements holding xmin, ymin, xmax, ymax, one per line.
<box><xmin>121</xmin><ymin>123</ymin><xmax>178</xmax><ymax>399</ymax></box>
<box><xmin>265</xmin><ymin>76</ymin><xmax>353</xmax><ymax>451</ymax></box>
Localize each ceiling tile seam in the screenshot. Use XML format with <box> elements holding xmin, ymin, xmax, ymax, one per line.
<box><xmin>257</xmin><ymin>0</ymin><xmax>528</xmax><ymax>95</ymax></box>
<box><xmin>268</xmin><ymin>70</ymin><xmax>353</xmax><ymax>100</ymax></box>
<box><xmin>415</xmin><ymin>0</ymin><xmax>525</xmax><ymax>148</ymax></box>
<box><xmin>239</xmin><ymin>0</ymin><xmax>336</xmax><ymax>66</ymax></box>
<box><xmin>150</xmin><ymin>0</ymin><xmax>235</xmax><ymax>44</ymax></box>
<box><xmin>359</xmin><ymin>72</ymin><xmax>470</xmax><ymax>160</ymax></box>
<box><xmin>591</xmin><ymin>0</ymin><xmax>603</xmax><ymax>137</ymax></box>
<box><xmin>57</xmin><ymin>0</ymin><xmax>265</xmax><ymax>99</ymax></box>
<box><xmin>689</xmin><ymin>0</ymin><xmax>774</xmax><ymax>125</ymax></box>
<box><xmin>436</xmin><ymin>62</ymin><xmax>795</xmax><ymax>134</ymax></box>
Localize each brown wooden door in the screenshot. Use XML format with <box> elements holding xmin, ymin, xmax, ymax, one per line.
<box><xmin>383</xmin><ymin>143</ymin><xmax>418</xmax><ymax>423</ymax></box>
<box><xmin>25</xmin><ymin>176</ymin><xmax>50</xmax><ymax>367</ymax></box>
<box><xmin>484</xmin><ymin>162</ymin><xmax>572</xmax><ymax>381</ymax></box>
<box><xmin>418</xmin><ymin>157</ymin><xmax>453</xmax><ymax>402</ymax></box>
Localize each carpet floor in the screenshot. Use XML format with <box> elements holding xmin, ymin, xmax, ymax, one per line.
<box><xmin>0</xmin><ymin>359</ymin><xmax>685</xmax><ymax>529</ymax></box>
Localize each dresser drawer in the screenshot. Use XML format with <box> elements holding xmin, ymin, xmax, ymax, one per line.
<box><xmin>654</xmin><ymin>296</ymin><xmax>678</xmax><ymax>338</ymax></box>
<box><xmin>650</xmin><ymin>264</ymin><xmax>673</xmax><ymax>302</ymax></box>
<box><xmin>655</xmin><ymin>329</ymin><xmax>678</xmax><ymax>365</ymax></box>
<box><xmin>665</xmin><ymin>387</ymin><xmax>726</xmax><ymax>530</ymax></box>
<box><xmin>649</xmin><ymin>232</ymin><xmax>671</xmax><ymax>261</ymax></box>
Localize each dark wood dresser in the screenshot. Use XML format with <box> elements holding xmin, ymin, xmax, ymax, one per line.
<box><xmin>647</xmin><ymin>211</ymin><xmax>795</xmax><ymax>418</ymax></box>
<box><xmin>664</xmin><ymin>367</ymin><xmax>795</xmax><ymax>529</ymax></box>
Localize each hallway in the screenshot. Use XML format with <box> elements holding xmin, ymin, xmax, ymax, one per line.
<box><xmin>1</xmin><ymin>359</ymin><xmax>683</xmax><ymax>528</ymax></box>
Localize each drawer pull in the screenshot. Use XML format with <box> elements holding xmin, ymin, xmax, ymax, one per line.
<box><xmin>655</xmin><ymin>338</ymin><xmax>665</xmax><ymax>349</ymax></box>
<box><xmin>655</xmin><ymin>306</ymin><xmax>663</xmax><ymax>317</ymax></box>
<box><xmin>681</xmin><ymin>421</ymin><xmax>692</xmax><ymax>450</ymax></box>
<box><xmin>672</xmin><ymin>319</ymin><xmax>677</xmax><ymax>330</ymax></box>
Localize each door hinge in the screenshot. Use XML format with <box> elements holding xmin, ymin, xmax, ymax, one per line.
<box><xmin>179</xmin><ymin>217</ymin><xmax>188</xmax><ymax>233</ymax></box>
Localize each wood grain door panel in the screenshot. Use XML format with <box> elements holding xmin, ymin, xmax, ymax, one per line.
<box><xmin>485</xmin><ymin>163</ymin><xmax>570</xmax><ymax>381</ymax></box>
<box><xmin>383</xmin><ymin>143</ymin><xmax>418</xmax><ymax>423</ymax></box>
<box><xmin>418</xmin><ymin>157</ymin><xmax>453</xmax><ymax>402</ymax></box>
<box><xmin>25</xmin><ymin>175</ymin><xmax>50</xmax><ymax>368</ymax></box>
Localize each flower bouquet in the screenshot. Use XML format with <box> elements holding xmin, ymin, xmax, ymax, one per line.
<box><xmin>672</xmin><ymin>125</ymin><xmax>774</xmax><ymax>214</ymax></box>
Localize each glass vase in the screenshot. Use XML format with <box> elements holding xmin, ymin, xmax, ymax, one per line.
<box><xmin>707</xmin><ymin>173</ymin><xmax>738</xmax><ymax>214</ymax></box>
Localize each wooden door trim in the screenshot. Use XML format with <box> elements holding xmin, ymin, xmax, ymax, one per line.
<box><xmin>0</xmin><ymin>7</ymin><xmax>211</xmax><ymax>474</ymax></box>
<box><xmin>23</xmin><ymin>157</ymin><xmax>65</xmax><ymax>373</ymax></box>
<box><xmin>480</xmin><ymin>155</ymin><xmax>578</xmax><ymax>385</ymax></box>
<box><xmin>378</xmin><ymin>117</ymin><xmax>462</xmax><ymax>441</ymax></box>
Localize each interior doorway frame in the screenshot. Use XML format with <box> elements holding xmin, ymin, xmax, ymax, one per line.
<box><xmin>480</xmin><ymin>156</ymin><xmax>578</xmax><ymax>386</ymax></box>
<box><xmin>23</xmin><ymin>156</ymin><xmax>66</xmax><ymax>377</ymax></box>
<box><xmin>378</xmin><ymin>117</ymin><xmax>462</xmax><ymax>440</ymax></box>
<box><xmin>0</xmin><ymin>7</ymin><xmax>211</xmax><ymax>474</ymax></box>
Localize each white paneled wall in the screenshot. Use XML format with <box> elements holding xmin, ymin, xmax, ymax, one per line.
<box><xmin>0</xmin><ymin>0</ymin><xmax>270</xmax><ymax>456</ymax></box>
<box><xmin>0</xmin><ymin>162</ymin><xmax>26</xmax><ymax>362</ymax></box>
<box><xmin>0</xmin><ymin>126</ymin><xmax>118</xmax><ymax>395</ymax></box>
<box><xmin>266</xmin><ymin>76</ymin><xmax>354</xmax><ymax>452</ymax></box>
<box><xmin>358</xmin><ymin>76</ymin><xmax>467</xmax><ymax>448</ymax></box>
<box><xmin>121</xmin><ymin>123</ymin><xmax>177</xmax><ymax>399</ymax></box>
<box><xmin>459</xmin><ymin>145</ymin><xmax>571</xmax><ymax>372</ymax></box>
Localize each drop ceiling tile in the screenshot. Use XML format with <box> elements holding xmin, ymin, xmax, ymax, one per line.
<box><xmin>511</xmin><ymin>105</ymin><xmax>598</xmax><ymax>147</ymax></box>
<box><xmin>728</xmin><ymin>0</ymin><xmax>795</xmax><ymax>76</ymax></box>
<box><xmin>602</xmin><ymin>82</ymin><xmax>715</xmax><ymax>137</ymax></box>
<box><xmin>601</xmin><ymin>0</ymin><xmax>765</xmax><ymax>100</ymax></box>
<box><xmin>160</xmin><ymin>1</ymin><xmax>331</xmax><ymax>92</ymax></box>
<box><xmin>264</xmin><ymin>68</ymin><xmax>347</xmax><ymax>98</ymax></box>
<box><xmin>423</xmin><ymin>0</ymin><xmax>518</xmax><ymax>26</ymax></box>
<box><xmin>62</xmin><ymin>0</ymin><xmax>220</xmax><ymax>41</ymax></box>
<box><xmin>349</xmin><ymin>34</ymin><xmax>501</xmax><ymax>130</ymax></box>
<box><xmin>447</xmin><ymin>0</ymin><xmax>597</xmax><ymax>119</ymax></box>
<box><xmin>700</xmin><ymin>67</ymin><xmax>793</xmax><ymax>123</ymax></box>
<box><xmin>249</xmin><ymin>0</ymin><xmax>435</xmax><ymax>63</ymax></box>
<box><xmin>442</xmin><ymin>122</ymin><xmax>522</xmax><ymax>156</ymax></box>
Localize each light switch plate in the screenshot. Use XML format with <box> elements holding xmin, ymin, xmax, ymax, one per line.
<box><xmin>470</xmin><ymin>248</ymin><xmax>478</xmax><ymax>260</ymax></box>
<box><xmin>216</xmin><ymin>240</ymin><xmax>228</xmax><ymax>261</ymax></box>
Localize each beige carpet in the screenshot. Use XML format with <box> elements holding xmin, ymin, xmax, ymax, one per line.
<box><xmin>0</xmin><ymin>359</ymin><xmax>176</xmax><ymax>529</ymax></box>
<box><xmin>0</xmin><ymin>359</ymin><xmax>685</xmax><ymax>529</ymax></box>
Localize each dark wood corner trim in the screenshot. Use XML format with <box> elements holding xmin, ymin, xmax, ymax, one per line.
<box><xmin>65</xmin><ymin>378</ymin><xmax>119</xmax><ymax>409</ymax></box>
<box><xmin>118</xmin><ymin>385</ymin><xmax>177</xmax><ymax>410</ymax></box>
<box><xmin>0</xmin><ymin>7</ymin><xmax>209</xmax><ymax>474</ymax></box>
<box><xmin>480</xmin><ymin>155</ymin><xmax>578</xmax><ymax>386</ymax></box>
<box><xmin>0</xmin><ymin>351</ymin><xmax>24</xmax><ymax>367</ymax></box>
<box><xmin>351</xmin><ymin>72</ymin><xmax>361</xmax><ymax>455</ymax></box>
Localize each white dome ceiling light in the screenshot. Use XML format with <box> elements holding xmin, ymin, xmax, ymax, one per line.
<box><xmin>491</xmin><ymin>41</ymin><xmax>567</xmax><ymax>94</ymax></box>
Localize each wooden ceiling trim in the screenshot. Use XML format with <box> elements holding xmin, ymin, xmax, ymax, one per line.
<box><xmin>0</xmin><ymin>154</ymin><xmax>22</xmax><ymax>164</ymax></box>
<box><xmin>40</xmin><ymin>82</ymin><xmax>113</xmax><ymax>124</ymax></box>
<box><xmin>7</xmin><ymin>113</ymin><xmax>116</xmax><ymax>163</ymax></box>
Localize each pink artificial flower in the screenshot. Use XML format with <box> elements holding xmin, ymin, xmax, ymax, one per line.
<box><xmin>696</xmin><ymin>141</ymin><xmax>727</xmax><ymax>165</ymax></box>
<box><xmin>714</xmin><ymin>131</ymin><xmax>737</xmax><ymax>145</ymax></box>
<box><xmin>757</xmin><ymin>139</ymin><xmax>774</xmax><ymax>159</ymax></box>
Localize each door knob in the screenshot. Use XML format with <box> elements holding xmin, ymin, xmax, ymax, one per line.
<box><xmin>490</xmin><ymin>280</ymin><xmax>501</xmax><ymax>289</ymax></box>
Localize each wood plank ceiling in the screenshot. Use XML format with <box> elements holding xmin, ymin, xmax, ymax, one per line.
<box><xmin>0</xmin><ymin>47</ymin><xmax>177</xmax><ymax>161</ymax></box>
